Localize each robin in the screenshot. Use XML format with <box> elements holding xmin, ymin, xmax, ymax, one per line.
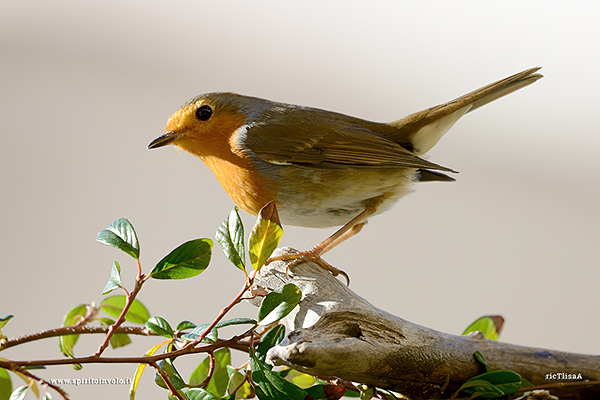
<box><xmin>149</xmin><ymin>67</ymin><xmax>542</xmax><ymax>281</ymax></box>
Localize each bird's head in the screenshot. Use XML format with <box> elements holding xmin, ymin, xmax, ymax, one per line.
<box><xmin>147</xmin><ymin>92</ymin><xmax>278</xmax><ymax>215</ymax></box>
<box><xmin>148</xmin><ymin>92</ymin><xmax>265</xmax><ymax>157</ymax></box>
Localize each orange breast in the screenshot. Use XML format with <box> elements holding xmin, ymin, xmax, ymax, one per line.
<box><xmin>202</xmin><ymin>153</ymin><xmax>276</xmax><ymax>216</ymax></box>
<box><xmin>172</xmin><ymin>108</ymin><xmax>277</xmax><ymax>216</ymax></box>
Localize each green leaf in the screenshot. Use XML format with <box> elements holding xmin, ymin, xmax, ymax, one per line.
<box><xmin>473</xmin><ymin>351</ymin><xmax>492</xmax><ymax>372</ymax></box>
<box><xmin>303</xmin><ymin>385</ymin><xmax>326</xmax><ymax>400</ymax></box>
<box><xmin>61</xmin><ymin>304</ymin><xmax>88</xmax><ymax>327</ymax></box>
<box><xmin>209</xmin><ymin>349</ymin><xmax>233</xmax><ymax>396</ymax></box>
<box><xmin>109</xmin><ymin>333</ymin><xmax>131</xmax><ymax>349</ymax></box>
<box><xmin>250</xmin><ymin>350</ymin><xmax>307</xmax><ymax>400</ymax></box>
<box><xmin>8</xmin><ymin>386</ymin><xmax>29</xmax><ymax>400</ymax></box>
<box><xmin>181</xmin><ymin>324</ymin><xmax>218</xmax><ymax>343</ymax></box>
<box><xmin>150</xmin><ymin>239</ymin><xmax>213</xmax><ymax>279</ymax></box>
<box><xmin>91</xmin><ymin>317</ymin><xmax>131</xmax><ymax>349</ymax></box>
<box><xmin>0</xmin><ymin>368</ymin><xmax>12</xmax><ymax>400</ymax></box>
<box><xmin>284</xmin><ymin>370</ymin><xmax>318</xmax><ymax>389</ymax></box>
<box><xmin>155</xmin><ymin>359</ymin><xmax>185</xmax><ymax>390</ymax></box>
<box><xmin>254</xmin><ymin>386</ymin><xmax>270</xmax><ymax>400</ymax></box>
<box><xmin>258</xmin><ymin>284</ymin><xmax>301</xmax><ymax>325</ymax></box>
<box><xmin>186</xmin><ymin>388</ymin><xmax>219</xmax><ymax>400</ymax></box>
<box><xmin>520</xmin><ymin>376</ymin><xmax>534</xmax><ymax>388</ymax></box>
<box><xmin>248</xmin><ymin>202</ymin><xmax>283</xmax><ymax>271</ymax></box>
<box><xmin>216</xmin><ymin>206</ymin><xmax>246</xmax><ymax>271</ymax></box>
<box><xmin>462</xmin><ymin>316</ymin><xmax>502</xmax><ymax>340</ymax></box>
<box><xmin>44</xmin><ymin>392</ymin><xmax>54</xmax><ymax>400</ymax></box>
<box><xmin>146</xmin><ymin>317</ymin><xmax>174</xmax><ymax>338</ymax></box>
<box><xmin>58</xmin><ymin>304</ymin><xmax>87</xmax><ymax>360</ymax></box>
<box><xmin>176</xmin><ymin>320</ymin><xmax>196</xmax><ymax>331</ymax></box>
<box><xmin>343</xmin><ymin>389</ymin><xmax>360</xmax><ymax>397</ymax></box>
<box><xmin>96</xmin><ymin>218</ymin><xmax>140</xmax><ymax>259</ymax></box>
<box><xmin>306</xmin><ymin>384</ymin><xmax>346</xmax><ymax>400</ymax></box>
<box><xmin>460</xmin><ymin>370</ymin><xmax>523</xmax><ymax>398</ymax></box>
<box><xmin>358</xmin><ymin>385</ymin><xmax>375</xmax><ymax>400</ymax></box>
<box><xmin>215</xmin><ymin>318</ymin><xmax>257</xmax><ymax>329</ymax></box>
<box><xmin>459</xmin><ymin>379</ymin><xmax>503</xmax><ymax>398</ymax></box>
<box><xmin>102</xmin><ymin>261</ymin><xmax>123</xmax><ymax>295</ymax></box>
<box><xmin>100</xmin><ymin>296</ymin><xmax>150</xmax><ymax>324</ymax></box>
<box><xmin>257</xmin><ymin>325</ymin><xmax>285</xmax><ymax>362</ymax></box>
<box><xmin>481</xmin><ymin>371</ymin><xmax>523</xmax><ymax>396</ymax></box>
<box><xmin>130</xmin><ymin>342</ymin><xmax>166</xmax><ymax>400</ymax></box>
<box><xmin>189</xmin><ymin>348</ymin><xmax>231</xmax><ymax>397</ymax></box>
<box><xmin>12</xmin><ymin>372</ymin><xmax>39</xmax><ymax>397</ymax></box>
<box><xmin>0</xmin><ymin>315</ymin><xmax>14</xmax><ymax>330</ymax></box>
<box><xmin>226</xmin><ymin>365</ymin><xmax>252</xmax><ymax>399</ymax></box>
<box><xmin>130</xmin><ymin>365</ymin><xmax>145</xmax><ymax>400</ymax></box>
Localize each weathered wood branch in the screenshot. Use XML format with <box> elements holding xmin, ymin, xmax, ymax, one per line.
<box><xmin>250</xmin><ymin>248</ymin><xmax>600</xmax><ymax>400</ymax></box>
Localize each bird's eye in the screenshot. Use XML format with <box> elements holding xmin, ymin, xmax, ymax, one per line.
<box><xmin>195</xmin><ymin>105</ymin><xmax>213</xmax><ymax>121</ymax></box>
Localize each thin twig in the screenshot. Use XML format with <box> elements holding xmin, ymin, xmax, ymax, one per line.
<box><xmin>230</xmin><ymin>367</ymin><xmax>252</xmax><ymax>397</ymax></box>
<box><xmin>94</xmin><ymin>274</ymin><xmax>146</xmax><ymax>356</ymax></box>
<box><xmin>73</xmin><ymin>304</ymin><xmax>99</xmax><ymax>327</ymax></box>
<box><xmin>16</xmin><ymin>367</ymin><xmax>71</xmax><ymax>400</ymax></box>
<box><xmin>136</xmin><ymin>259</ymin><xmax>143</xmax><ymax>281</ymax></box>
<box><xmin>0</xmin><ymin>325</ymin><xmax>152</xmax><ymax>351</ymax></box>
<box><xmin>149</xmin><ymin>361</ymin><xmax>186</xmax><ymax>400</ymax></box>
<box><xmin>196</xmin><ymin>351</ymin><xmax>215</xmax><ymax>388</ymax></box>
<box><xmin>186</xmin><ymin>270</ymin><xmax>256</xmax><ymax>348</ymax></box>
<box><xmin>0</xmin><ymin>267</ymin><xmax>258</xmax><ymax>398</ymax></box>
<box><xmin>120</xmin><ymin>284</ymin><xmax>130</xmax><ymax>298</ymax></box>
<box><xmin>0</xmin><ymin>335</ymin><xmax>251</xmax><ymax>369</ymax></box>
<box><xmin>520</xmin><ymin>379</ymin><xmax>600</xmax><ymax>391</ymax></box>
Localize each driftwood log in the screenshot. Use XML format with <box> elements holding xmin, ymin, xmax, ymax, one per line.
<box><xmin>250</xmin><ymin>248</ymin><xmax>600</xmax><ymax>400</ymax></box>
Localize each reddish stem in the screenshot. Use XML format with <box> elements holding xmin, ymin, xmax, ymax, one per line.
<box><xmin>93</xmin><ymin>274</ymin><xmax>146</xmax><ymax>356</ymax></box>
<box><xmin>186</xmin><ymin>271</ymin><xmax>256</xmax><ymax>348</ymax></box>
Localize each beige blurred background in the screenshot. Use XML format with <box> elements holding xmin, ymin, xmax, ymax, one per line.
<box><xmin>1</xmin><ymin>1</ymin><xmax>599</xmax><ymax>398</ymax></box>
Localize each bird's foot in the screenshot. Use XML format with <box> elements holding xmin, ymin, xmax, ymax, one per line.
<box><xmin>266</xmin><ymin>248</ymin><xmax>350</xmax><ymax>285</ymax></box>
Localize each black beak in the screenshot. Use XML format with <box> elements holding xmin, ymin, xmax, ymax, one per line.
<box><xmin>148</xmin><ymin>131</ymin><xmax>181</xmax><ymax>149</ymax></box>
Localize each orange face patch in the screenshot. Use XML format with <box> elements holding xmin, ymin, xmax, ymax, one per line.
<box><xmin>168</xmin><ymin>101</ymin><xmax>276</xmax><ymax>215</ymax></box>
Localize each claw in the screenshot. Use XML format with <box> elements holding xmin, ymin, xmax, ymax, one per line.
<box><xmin>264</xmin><ymin>208</ymin><xmax>374</xmax><ymax>286</ymax></box>
<box><xmin>267</xmin><ymin>251</ymin><xmax>350</xmax><ymax>285</ymax></box>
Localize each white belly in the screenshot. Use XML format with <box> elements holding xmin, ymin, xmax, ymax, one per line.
<box><xmin>272</xmin><ymin>166</ymin><xmax>417</xmax><ymax>228</ymax></box>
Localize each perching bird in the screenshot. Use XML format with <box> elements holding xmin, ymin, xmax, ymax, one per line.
<box><xmin>149</xmin><ymin>67</ymin><xmax>542</xmax><ymax>280</ymax></box>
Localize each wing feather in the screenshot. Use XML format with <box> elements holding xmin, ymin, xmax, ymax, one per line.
<box><xmin>241</xmin><ymin>112</ymin><xmax>454</xmax><ymax>172</ymax></box>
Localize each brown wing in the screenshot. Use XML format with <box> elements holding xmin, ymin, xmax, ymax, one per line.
<box><xmin>239</xmin><ymin>108</ymin><xmax>455</xmax><ymax>172</ymax></box>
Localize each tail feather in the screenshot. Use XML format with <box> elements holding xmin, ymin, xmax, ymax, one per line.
<box><xmin>388</xmin><ymin>67</ymin><xmax>543</xmax><ymax>154</ymax></box>
<box><xmin>463</xmin><ymin>67</ymin><xmax>543</xmax><ymax>113</ymax></box>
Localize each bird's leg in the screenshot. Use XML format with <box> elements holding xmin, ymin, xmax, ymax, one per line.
<box><xmin>296</xmin><ymin>221</ymin><xmax>368</xmax><ymax>285</ymax></box>
<box><xmin>266</xmin><ymin>205</ymin><xmax>378</xmax><ymax>285</ymax></box>
<box><xmin>320</xmin><ymin>220</ymin><xmax>368</xmax><ymax>256</ymax></box>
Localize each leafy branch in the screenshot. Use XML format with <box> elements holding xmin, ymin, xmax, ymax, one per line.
<box><xmin>1</xmin><ymin>203</ymin><xmax>586</xmax><ymax>400</ymax></box>
<box><xmin>0</xmin><ymin>203</ymin><xmax>342</xmax><ymax>400</ymax></box>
